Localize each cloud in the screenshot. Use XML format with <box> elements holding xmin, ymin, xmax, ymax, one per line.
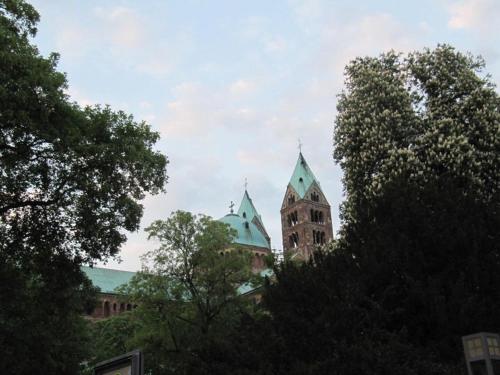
<box><xmin>55</xmin><ymin>23</ymin><xmax>93</xmax><ymax>59</ymax></box>
<box><xmin>66</xmin><ymin>87</ymin><xmax>96</xmax><ymax>107</ymax></box>
<box><xmin>325</xmin><ymin>13</ymin><xmax>417</xmax><ymax>70</ymax></box>
<box><xmin>266</xmin><ymin>36</ymin><xmax>288</xmax><ymax>52</ymax></box>
<box><xmin>159</xmin><ymin>81</ymin><xmax>262</xmax><ymax>138</ymax></box>
<box><xmin>160</xmin><ymin>82</ymin><xmax>217</xmax><ymax>137</ymax></box>
<box><xmin>229</xmin><ymin>79</ymin><xmax>256</xmax><ymax>95</ymax></box>
<box><xmin>447</xmin><ymin>0</ymin><xmax>500</xmax><ymax>32</ymax></box>
<box><xmin>289</xmin><ymin>0</ymin><xmax>327</xmax><ymax>34</ymax></box>
<box><xmin>94</xmin><ymin>6</ymin><xmax>146</xmax><ymax>49</ymax></box>
<box><xmin>50</xmin><ymin>5</ymin><xmax>177</xmax><ymax>79</ymax></box>
<box><xmin>240</xmin><ymin>16</ymin><xmax>289</xmax><ymax>55</ymax></box>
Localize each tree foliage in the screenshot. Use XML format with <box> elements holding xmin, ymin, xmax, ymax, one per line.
<box><xmin>89</xmin><ymin>211</ymin><xmax>258</xmax><ymax>375</ymax></box>
<box><xmin>330</xmin><ymin>45</ymin><xmax>500</xmax><ymax>370</ymax></box>
<box><xmin>222</xmin><ymin>45</ymin><xmax>500</xmax><ymax>375</ymax></box>
<box><xmin>0</xmin><ymin>1</ymin><xmax>167</xmax><ymax>373</ymax></box>
<box><xmin>334</xmin><ymin>45</ymin><xmax>499</xmax><ymax>222</ymax></box>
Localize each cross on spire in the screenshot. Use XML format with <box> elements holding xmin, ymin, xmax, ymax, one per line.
<box><xmin>298</xmin><ymin>138</ymin><xmax>303</xmax><ymax>153</ymax></box>
<box><xmin>229</xmin><ymin>201</ymin><xmax>235</xmax><ymax>213</ymax></box>
<box><xmin>244</xmin><ymin>177</ymin><xmax>248</xmax><ymax>191</ymax></box>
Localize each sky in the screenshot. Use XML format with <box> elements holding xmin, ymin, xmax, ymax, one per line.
<box><xmin>30</xmin><ymin>0</ymin><xmax>500</xmax><ymax>271</ymax></box>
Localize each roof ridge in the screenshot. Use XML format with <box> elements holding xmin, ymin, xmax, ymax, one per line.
<box><xmin>81</xmin><ymin>265</ymin><xmax>136</xmax><ymax>274</ymax></box>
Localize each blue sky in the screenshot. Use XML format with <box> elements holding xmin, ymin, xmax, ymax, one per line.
<box><xmin>30</xmin><ymin>0</ymin><xmax>500</xmax><ymax>271</ymax></box>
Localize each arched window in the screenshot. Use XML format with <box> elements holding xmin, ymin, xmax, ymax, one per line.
<box><xmin>313</xmin><ymin>230</ymin><xmax>316</xmax><ymax>244</ymax></box>
<box><xmin>120</xmin><ymin>303</ymin><xmax>125</xmax><ymax>313</ymax></box>
<box><xmin>288</xmin><ymin>195</ymin><xmax>295</xmax><ymax>205</ymax></box>
<box><xmin>113</xmin><ymin>303</ymin><xmax>117</xmax><ymax>312</ymax></box>
<box><xmin>289</xmin><ymin>232</ymin><xmax>299</xmax><ymax>248</ymax></box>
<box><xmin>126</xmin><ymin>304</ymin><xmax>132</xmax><ymax>311</ymax></box>
<box><xmin>319</xmin><ymin>212</ymin><xmax>324</xmax><ymax>224</ymax></box>
<box><xmin>321</xmin><ymin>232</ymin><xmax>325</xmax><ymax>244</ymax></box>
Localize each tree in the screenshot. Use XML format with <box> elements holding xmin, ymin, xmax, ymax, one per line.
<box><xmin>102</xmin><ymin>211</ymin><xmax>258</xmax><ymax>375</ymax></box>
<box><xmin>226</xmin><ymin>45</ymin><xmax>499</xmax><ymax>375</ymax></box>
<box><xmin>332</xmin><ymin>45</ymin><xmax>499</xmax><ymax>369</ymax></box>
<box><xmin>0</xmin><ymin>1</ymin><xmax>167</xmax><ymax>373</ymax></box>
<box><xmin>334</xmin><ymin>45</ymin><xmax>498</xmax><ymax>223</ymax></box>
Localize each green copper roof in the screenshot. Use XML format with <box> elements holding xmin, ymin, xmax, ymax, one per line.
<box><xmin>237</xmin><ymin>190</ymin><xmax>260</xmax><ymax>223</ymax></box>
<box><xmin>289</xmin><ymin>152</ymin><xmax>321</xmax><ymax>198</ymax></box>
<box><xmin>219</xmin><ymin>213</ymin><xmax>271</xmax><ymax>249</ymax></box>
<box><xmin>82</xmin><ymin>266</ymin><xmax>136</xmax><ymax>294</ymax></box>
<box><xmin>237</xmin><ymin>268</ymin><xmax>274</xmax><ymax>295</ymax></box>
<box><xmin>237</xmin><ymin>190</ymin><xmax>268</xmax><ymax>235</ymax></box>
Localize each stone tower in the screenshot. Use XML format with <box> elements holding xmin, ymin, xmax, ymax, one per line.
<box><xmin>281</xmin><ymin>152</ymin><xmax>333</xmax><ymax>260</ymax></box>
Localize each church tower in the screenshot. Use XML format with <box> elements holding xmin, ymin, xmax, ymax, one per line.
<box><xmin>219</xmin><ymin>189</ymin><xmax>271</xmax><ymax>272</ymax></box>
<box><xmin>281</xmin><ymin>152</ymin><xmax>333</xmax><ymax>260</ymax></box>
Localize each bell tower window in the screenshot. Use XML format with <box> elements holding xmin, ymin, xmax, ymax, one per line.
<box><xmin>287</xmin><ymin>211</ymin><xmax>299</xmax><ymax>227</ymax></box>
<box><xmin>289</xmin><ymin>232</ymin><xmax>299</xmax><ymax>248</ymax></box>
<box><xmin>310</xmin><ymin>210</ymin><xmax>323</xmax><ymax>224</ymax></box>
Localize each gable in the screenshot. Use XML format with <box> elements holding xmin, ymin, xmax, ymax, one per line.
<box><xmin>281</xmin><ymin>184</ymin><xmax>300</xmax><ymax>210</ymax></box>
<box><xmin>303</xmin><ymin>181</ymin><xmax>330</xmax><ymax>205</ymax></box>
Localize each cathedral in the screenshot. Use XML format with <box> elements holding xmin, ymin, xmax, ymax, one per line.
<box><xmin>83</xmin><ymin>151</ymin><xmax>333</xmax><ymax>319</ymax></box>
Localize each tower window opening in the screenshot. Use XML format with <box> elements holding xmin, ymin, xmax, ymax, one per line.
<box><xmin>288</xmin><ymin>195</ymin><xmax>295</xmax><ymax>205</ymax></box>
<box><xmin>310</xmin><ymin>210</ymin><xmax>323</xmax><ymax>224</ymax></box>
<box><xmin>311</xmin><ymin>192</ymin><xmax>320</xmax><ymax>202</ymax></box>
<box><xmin>299</xmin><ymin>177</ymin><xmax>303</xmax><ymax>183</ymax></box>
<box><xmin>289</xmin><ymin>232</ymin><xmax>299</xmax><ymax>248</ymax></box>
<box><xmin>242</xmin><ymin>212</ymin><xmax>246</xmax><ymax>218</ymax></box>
<box><xmin>244</xmin><ymin>222</ymin><xmax>249</xmax><ymax>229</ymax></box>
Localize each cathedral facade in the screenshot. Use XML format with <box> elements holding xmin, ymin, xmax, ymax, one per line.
<box><xmin>221</xmin><ymin>151</ymin><xmax>334</xmax><ymax>263</ymax></box>
<box><xmin>84</xmin><ymin>151</ymin><xmax>333</xmax><ymax>318</ymax></box>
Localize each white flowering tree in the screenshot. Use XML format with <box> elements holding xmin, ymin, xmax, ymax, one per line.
<box><xmin>332</xmin><ymin>45</ymin><xmax>500</xmax><ymax>370</ymax></box>
<box><xmin>335</xmin><ymin>45</ymin><xmax>499</xmax><ymax>222</ymax></box>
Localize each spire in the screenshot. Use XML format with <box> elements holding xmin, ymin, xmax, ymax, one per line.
<box><xmin>237</xmin><ymin>189</ymin><xmax>270</xmax><ymax>244</ymax></box>
<box><xmin>288</xmin><ymin>152</ymin><xmax>321</xmax><ymax>198</ymax></box>
<box><xmin>238</xmin><ymin>190</ymin><xmax>261</xmax><ymax>225</ymax></box>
